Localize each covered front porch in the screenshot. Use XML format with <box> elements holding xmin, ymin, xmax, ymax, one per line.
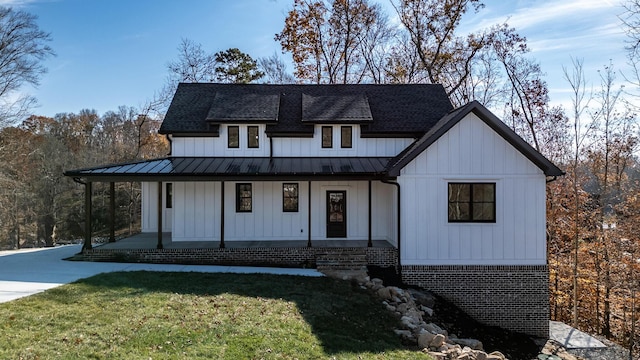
<box><xmin>64</xmin><ymin>156</ymin><xmax>401</xmax><ymax>270</ymax></box>
<box><xmin>77</xmin><ymin>232</ymin><xmax>398</xmax><ymax>270</ymax></box>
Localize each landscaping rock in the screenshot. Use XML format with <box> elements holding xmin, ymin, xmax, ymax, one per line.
<box><xmin>430</xmin><ymin>333</ymin><xmax>446</xmax><ymax>348</ymax></box>
<box><xmin>393</xmin><ymin>329</ymin><xmax>414</xmax><ymax>343</ymax></box>
<box><xmin>405</xmin><ymin>308</ymin><xmax>423</xmax><ymax>322</ymax></box>
<box><xmin>373</xmin><ymin>276</ymin><xmax>517</xmax><ymax>360</ymax></box>
<box><xmin>400</xmin><ymin>316</ymin><xmax>419</xmax><ymax>330</ymax></box>
<box><xmin>377</xmin><ymin>287</ymin><xmax>392</xmax><ymax>300</ymax></box>
<box><xmin>421</xmin><ymin>305</ymin><xmax>434</xmax><ymax>317</ymax></box>
<box><xmin>426</xmin><ymin>351</ymin><xmax>446</xmax><ymax>360</ymax></box>
<box><xmin>408</xmin><ymin>288</ymin><xmax>436</xmax><ymax>308</ymax></box>
<box><xmin>452</xmin><ymin>337</ymin><xmax>483</xmax><ymax>350</ymax></box>
<box><xmin>424</xmin><ymin>322</ymin><xmax>447</xmax><ymax>335</ymax></box>
<box><xmin>418</xmin><ymin>332</ymin><xmax>436</xmax><ymax>349</ymax></box>
<box><xmin>539</xmin><ymin>340</ymin><xmax>579</xmax><ymax>360</ymax></box>
<box><xmin>396</xmin><ymin>302</ymin><xmax>409</xmax><ymax>314</ymax></box>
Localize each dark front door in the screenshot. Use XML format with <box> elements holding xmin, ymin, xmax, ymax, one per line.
<box><xmin>326</xmin><ymin>191</ymin><xmax>346</xmax><ymax>238</ymax></box>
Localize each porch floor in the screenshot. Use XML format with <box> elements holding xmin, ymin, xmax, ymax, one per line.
<box><xmin>95</xmin><ymin>233</ymin><xmax>395</xmax><ymax>250</ymax></box>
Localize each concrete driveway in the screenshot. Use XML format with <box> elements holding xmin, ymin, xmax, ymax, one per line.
<box><xmin>0</xmin><ymin>244</ymin><xmax>323</xmax><ymax>303</ymax></box>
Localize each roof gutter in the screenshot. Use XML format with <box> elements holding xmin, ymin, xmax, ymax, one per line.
<box><xmin>381</xmin><ymin>178</ymin><xmax>401</xmax><ymax>275</ymax></box>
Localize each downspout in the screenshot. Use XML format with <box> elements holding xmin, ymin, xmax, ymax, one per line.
<box><xmin>307</xmin><ymin>180</ymin><xmax>312</xmax><ymax>247</ymax></box>
<box><xmin>269</xmin><ymin>135</ymin><xmax>273</xmax><ymax>159</ymax></box>
<box><xmin>546</xmin><ymin>175</ymin><xmax>558</xmax><ymax>183</ymax></box>
<box><xmin>381</xmin><ymin>178</ymin><xmax>401</xmax><ymax>275</ymax></box>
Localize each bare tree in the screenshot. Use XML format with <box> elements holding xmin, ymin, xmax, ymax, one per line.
<box><xmin>276</xmin><ymin>0</ymin><xmax>383</xmax><ymax>84</ymax></box>
<box><xmin>621</xmin><ymin>0</ymin><xmax>640</xmax><ymax>61</ymax></box>
<box><xmin>0</xmin><ymin>6</ymin><xmax>54</xmax><ymax>126</ymax></box>
<box><xmin>562</xmin><ymin>57</ymin><xmax>594</xmax><ymax>328</ymax></box>
<box><xmin>385</xmin><ymin>32</ymin><xmax>429</xmax><ymax>84</ymax></box>
<box><xmin>259</xmin><ymin>52</ymin><xmax>296</xmax><ymax>84</ymax></box>
<box><xmin>391</xmin><ymin>0</ymin><xmax>493</xmax><ymax>98</ymax></box>
<box><xmin>167</xmin><ymin>38</ymin><xmax>217</xmax><ymax>83</ymax></box>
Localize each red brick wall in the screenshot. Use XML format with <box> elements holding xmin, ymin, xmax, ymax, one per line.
<box><xmin>402</xmin><ymin>264</ymin><xmax>549</xmax><ymax>338</ymax></box>
<box><xmin>81</xmin><ymin>246</ymin><xmax>398</xmax><ymax>268</ymax></box>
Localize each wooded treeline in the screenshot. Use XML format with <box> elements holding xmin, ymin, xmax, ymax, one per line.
<box><xmin>1</xmin><ymin>0</ymin><xmax>640</xmax><ymax>353</ymax></box>
<box><xmin>0</xmin><ymin>109</ymin><xmax>167</xmax><ymax>248</ymax></box>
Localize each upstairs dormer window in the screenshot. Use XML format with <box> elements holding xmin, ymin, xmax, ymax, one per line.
<box><xmin>341</xmin><ymin>126</ymin><xmax>352</xmax><ymax>148</ymax></box>
<box><xmin>322</xmin><ymin>126</ymin><xmax>333</xmax><ymax>148</ymax></box>
<box><xmin>228</xmin><ymin>126</ymin><xmax>239</xmax><ymax>148</ymax></box>
<box><xmin>248</xmin><ymin>126</ymin><xmax>259</xmax><ymax>148</ymax></box>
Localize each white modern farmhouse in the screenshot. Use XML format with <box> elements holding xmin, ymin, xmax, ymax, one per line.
<box><xmin>66</xmin><ymin>83</ymin><xmax>563</xmax><ymax>337</ymax></box>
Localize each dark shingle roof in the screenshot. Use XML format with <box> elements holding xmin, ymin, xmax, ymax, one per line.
<box><xmin>159</xmin><ymin>83</ymin><xmax>453</xmax><ymax>136</ymax></box>
<box><xmin>206</xmin><ymin>92</ymin><xmax>280</xmax><ymax>122</ymax></box>
<box><xmin>301</xmin><ymin>94</ymin><xmax>372</xmax><ymax>122</ymax></box>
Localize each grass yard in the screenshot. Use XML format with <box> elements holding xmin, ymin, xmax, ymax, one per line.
<box><xmin>0</xmin><ymin>271</ymin><xmax>430</xmax><ymax>359</ymax></box>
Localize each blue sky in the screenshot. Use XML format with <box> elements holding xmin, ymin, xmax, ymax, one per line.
<box><xmin>1</xmin><ymin>0</ymin><xmax>632</xmax><ymax>118</ymax></box>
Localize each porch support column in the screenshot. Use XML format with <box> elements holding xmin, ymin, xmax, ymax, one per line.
<box><xmin>109</xmin><ymin>182</ymin><xmax>115</xmax><ymax>243</ymax></box>
<box><xmin>220</xmin><ymin>181</ymin><xmax>225</xmax><ymax>248</ymax></box>
<box><xmin>307</xmin><ymin>180</ymin><xmax>312</xmax><ymax>247</ymax></box>
<box><xmin>83</xmin><ymin>181</ymin><xmax>92</xmax><ymax>251</ymax></box>
<box><xmin>368</xmin><ymin>180</ymin><xmax>372</xmax><ymax>247</ymax></box>
<box><xmin>156</xmin><ymin>181</ymin><xmax>163</xmax><ymax>249</ymax></box>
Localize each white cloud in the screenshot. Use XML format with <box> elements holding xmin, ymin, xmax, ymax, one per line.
<box><xmin>477</xmin><ymin>0</ymin><xmax>621</xmax><ymax>30</ymax></box>
<box><xmin>0</xmin><ymin>0</ymin><xmax>37</xmax><ymax>6</ymax></box>
<box><xmin>528</xmin><ymin>23</ymin><xmax>625</xmax><ymax>53</ymax></box>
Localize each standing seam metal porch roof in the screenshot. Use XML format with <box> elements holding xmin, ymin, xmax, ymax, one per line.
<box><xmin>64</xmin><ymin>157</ymin><xmax>393</xmax><ymax>182</ymax></box>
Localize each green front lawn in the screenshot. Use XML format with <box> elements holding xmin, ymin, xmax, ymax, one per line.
<box><xmin>0</xmin><ymin>271</ymin><xmax>430</xmax><ymax>359</ymax></box>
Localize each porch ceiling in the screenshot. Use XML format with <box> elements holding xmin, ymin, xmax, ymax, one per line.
<box><xmin>64</xmin><ymin>156</ymin><xmax>393</xmax><ymax>182</ymax></box>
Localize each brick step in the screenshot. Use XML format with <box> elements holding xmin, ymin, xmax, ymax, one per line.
<box><xmin>315</xmin><ymin>254</ymin><xmax>367</xmax><ymax>261</ymax></box>
<box><xmin>315</xmin><ymin>250</ymin><xmax>368</xmax><ymax>271</ymax></box>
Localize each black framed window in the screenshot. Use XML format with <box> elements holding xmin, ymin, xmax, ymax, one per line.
<box><xmin>283</xmin><ymin>183</ymin><xmax>299</xmax><ymax>212</ymax></box>
<box><xmin>448</xmin><ymin>183</ymin><xmax>496</xmax><ymax>222</ymax></box>
<box><xmin>248</xmin><ymin>126</ymin><xmax>259</xmax><ymax>148</ymax></box>
<box><xmin>322</xmin><ymin>126</ymin><xmax>332</xmax><ymax>148</ymax></box>
<box><xmin>236</xmin><ymin>183</ymin><xmax>252</xmax><ymax>212</ymax></box>
<box><xmin>341</xmin><ymin>126</ymin><xmax>352</xmax><ymax>148</ymax></box>
<box><xmin>165</xmin><ymin>183</ymin><xmax>173</xmax><ymax>209</ymax></box>
<box><xmin>228</xmin><ymin>126</ymin><xmax>239</xmax><ymax>148</ymax></box>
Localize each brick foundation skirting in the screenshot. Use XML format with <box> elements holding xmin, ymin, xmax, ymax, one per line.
<box><xmin>402</xmin><ymin>264</ymin><xmax>549</xmax><ymax>338</ymax></box>
<box><xmin>80</xmin><ymin>246</ymin><xmax>398</xmax><ymax>268</ymax></box>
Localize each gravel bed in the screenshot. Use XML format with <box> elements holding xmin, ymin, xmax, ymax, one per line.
<box><xmin>567</xmin><ymin>337</ymin><xmax>630</xmax><ymax>360</ymax></box>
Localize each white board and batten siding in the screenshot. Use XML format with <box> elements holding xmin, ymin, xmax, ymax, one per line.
<box><xmin>172</xmin><ymin>124</ymin><xmax>413</xmax><ymax>157</ymax></box>
<box><xmin>172</xmin><ymin>125</ymin><xmax>269</xmax><ymax>157</ymax></box>
<box><xmin>142</xmin><ymin>180</ymin><xmax>397</xmax><ymax>244</ymax></box>
<box><xmin>398</xmin><ymin>113</ymin><xmax>547</xmax><ymax>266</ymax></box>
<box><xmin>141</xmin><ymin>182</ymin><xmax>172</xmax><ymax>233</ymax></box>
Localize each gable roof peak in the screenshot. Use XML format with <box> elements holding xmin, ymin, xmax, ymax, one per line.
<box><xmin>387</xmin><ymin>100</ymin><xmax>564</xmax><ymax>177</ymax></box>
